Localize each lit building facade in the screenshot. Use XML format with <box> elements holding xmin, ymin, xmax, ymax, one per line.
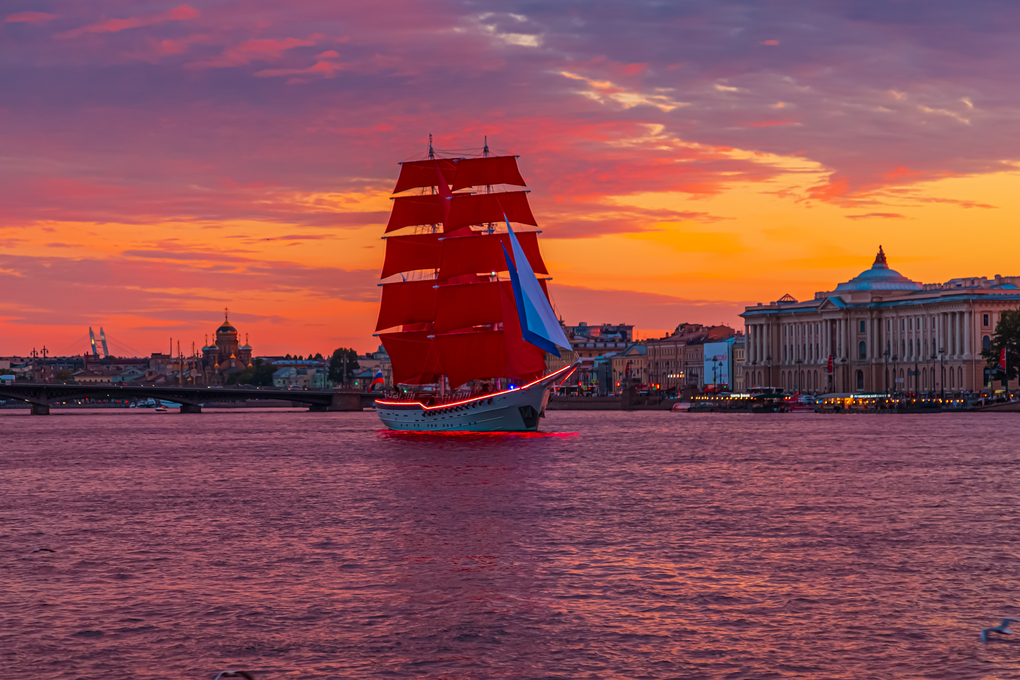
<box><xmin>741</xmin><ymin>248</ymin><xmax>1020</xmax><ymax>394</ymax></box>
<box><xmin>646</xmin><ymin>324</ymin><xmax>738</xmax><ymax>392</ymax></box>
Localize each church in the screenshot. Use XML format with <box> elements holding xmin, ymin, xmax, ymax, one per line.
<box><xmin>201</xmin><ymin>310</ymin><xmax>253</xmax><ymax>383</ymax></box>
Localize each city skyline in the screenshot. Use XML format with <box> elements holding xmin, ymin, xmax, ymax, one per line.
<box><xmin>5</xmin><ymin>1</ymin><xmax>1020</xmax><ymax>355</ymax></box>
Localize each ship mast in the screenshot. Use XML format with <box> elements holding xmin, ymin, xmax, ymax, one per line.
<box><xmin>379</xmin><ymin>141</ymin><xmax>554</xmax><ymax>391</ymax></box>
<box><xmin>428</xmin><ymin>134</ymin><xmax>447</xmax><ymax>397</ymax></box>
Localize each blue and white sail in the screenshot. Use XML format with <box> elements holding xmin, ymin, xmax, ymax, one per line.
<box><xmin>502</xmin><ymin>220</ymin><xmax>572</xmax><ymax>356</ymax></box>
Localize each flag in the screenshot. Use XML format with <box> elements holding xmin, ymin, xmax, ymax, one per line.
<box><xmin>370</xmin><ymin>370</ymin><xmax>384</xmax><ymax>391</ymax></box>
<box><xmin>827</xmin><ymin>355</ymin><xmax>833</xmax><ymax>374</ymax></box>
<box><xmin>999</xmin><ymin>347</ymin><xmax>1007</xmax><ymax>371</ymax></box>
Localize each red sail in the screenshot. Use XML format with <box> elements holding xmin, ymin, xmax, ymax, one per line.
<box><xmin>435</xmin><ymin>330</ymin><xmax>509</xmax><ymax>388</ymax></box>
<box><xmin>392</xmin><ymin>159</ymin><xmax>457</xmax><ymax>194</ymax></box>
<box><xmin>386</xmin><ymin>191</ymin><xmax>536</xmax><ymax>233</ymax></box>
<box><xmin>450</xmin><ymin>156</ymin><xmax>527</xmax><ymax>191</ymax></box>
<box><xmin>497</xmin><ymin>281</ymin><xmax>547</xmax><ymax>381</ymax></box>
<box><xmin>379</xmin><ymin>331</ymin><xmax>443</xmax><ymax>385</ymax></box>
<box><xmin>444</xmin><ymin>191</ymin><xmax>536</xmax><ymax>231</ymax></box>
<box><xmin>393</xmin><ymin>156</ymin><xmax>525</xmax><ymax>194</ymax></box>
<box><xmin>380</xmin><ymin>232</ymin><xmax>442</xmax><ymax>279</ymax></box>
<box><xmin>386</xmin><ymin>195</ymin><xmax>444</xmax><ymax>233</ymax></box>
<box><xmin>438</xmin><ymin>231</ymin><xmax>547</xmax><ymax>281</ymax></box>
<box><xmin>376</xmin><ymin>280</ymin><xmax>438</xmax><ymax>331</ymax></box>
<box><xmin>433</xmin><ymin>280</ymin><xmax>508</xmax><ymax>332</ymax></box>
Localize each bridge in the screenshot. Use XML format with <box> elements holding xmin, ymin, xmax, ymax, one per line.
<box><xmin>0</xmin><ymin>383</ymin><xmax>376</xmax><ymax>414</ymax></box>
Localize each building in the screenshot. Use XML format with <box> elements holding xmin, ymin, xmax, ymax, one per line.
<box><xmin>702</xmin><ymin>340</ymin><xmax>735</xmax><ymax>392</ymax></box>
<box><xmin>610</xmin><ymin>344</ymin><xmax>648</xmax><ymax>394</ymax></box>
<box><xmin>646</xmin><ymin>323</ymin><xmax>739</xmax><ymax>393</ymax></box>
<box><xmin>567</xmin><ymin>323</ymin><xmax>633</xmax><ymax>359</ymax></box>
<box><xmin>564</xmin><ymin>322</ymin><xmax>634</xmax><ymax>343</ymax></box>
<box><xmin>201</xmin><ymin>310</ymin><xmax>253</xmax><ymax>384</ymax></box>
<box><xmin>740</xmin><ymin>247</ymin><xmax>1020</xmax><ymax>395</ymax></box>
<box><xmin>272</xmin><ymin>366</ymin><xmax>328</xmax><ymax>389</ymax></box>
<box><xmin>732</xmin><ymin>336</ymin><xmax>745</xmax><ymax>392</ymax></box>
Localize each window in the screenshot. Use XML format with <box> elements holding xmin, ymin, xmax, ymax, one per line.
<box><xmin>916</xmin><ymin>339</ymin><xmax>921</xmax><ymax>356</ymax></box>
<box><xmin>859</xmin><ymin>341</ymin><xmax>867</xmax><ymax>360</ymax></box>
<box><xmin>901</xmin><ymin>339</ymin><xmax>906</xmax><ymax>358</ymax></box>
<box><xmin>932</xmin><ymin>317</ymin><xmax>936</xmax><ymax>330</ymax></box>
<box><xmin>983</xmin><ymin>335</ymin><xmax>991</xmax><ymax>351</ymax></box>
<box><xmin>932</xmin><ymin>339</ymin><xmax>937</xmax><ymax>356</ymax></box>
<box><xmin>859</xmin><ymin>320</ymin><xmax>866</xmax><ymax>333</ymax></box>
<box><xmin>983</xmin><ymin>314</ymin><xmax>990</xmax><ymax>327</ymax></box>
<box><xmin>886</xmin><ymin>320</ymin><xmax>891</xmax><ymax>333</ymax></box>
<box><xmin>856</xmin><ymin>370</ymin><xmax>864</xmax><ymax>391</ymax></box>
<box><xmin>902</xmin><ymin>319</ymin><xmax>906</xmax><ymax>331</ymax></box>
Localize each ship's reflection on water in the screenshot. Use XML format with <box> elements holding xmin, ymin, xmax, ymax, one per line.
<box><xmin>2</xmin><ymin>410</ymin><xmax>1020</xmax><ymax>679</ymax></box>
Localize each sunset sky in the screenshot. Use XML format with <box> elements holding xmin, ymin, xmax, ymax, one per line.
<box><xmin>4</xmin><ymin>1</ymin><xmax>1020</xmax><ymax>356</ymax></box>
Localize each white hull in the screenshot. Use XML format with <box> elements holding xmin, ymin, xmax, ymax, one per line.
<box><xmin>375</xmin><ymin>365</ymin><xmax>575</xmax><ymax>432</ymax></box>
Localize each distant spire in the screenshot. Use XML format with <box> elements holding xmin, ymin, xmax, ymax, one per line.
<box><xmin>874</xmin><ymin>245</ymin><xmax>888</xmax><ymax>268</ymax></box>
<box><xmin>224</xmin><ymin>307</ymin><xmax>229</xmax><ymax>322</ymax></box>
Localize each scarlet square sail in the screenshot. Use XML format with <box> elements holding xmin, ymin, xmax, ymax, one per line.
<box><xmin>376</xmin><ymin>145</ymin><xmax>560</xmax><ymax>387</ymax></box>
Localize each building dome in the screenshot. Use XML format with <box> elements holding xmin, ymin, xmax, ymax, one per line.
<box><xmin>216</xmin><ymin>308</ymin><xmax>237</xmax><ymax>335</ymax></box>
<box><xmin>834</xmin><ymin>246</ymin><xmax>921</xmax><ymax>292</ymax></box>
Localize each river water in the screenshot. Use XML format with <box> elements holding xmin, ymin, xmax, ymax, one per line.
<box><xmin>2</xmin><ymin>409</ymin><xmax>1019</xmax><ymax>679</ymax></box>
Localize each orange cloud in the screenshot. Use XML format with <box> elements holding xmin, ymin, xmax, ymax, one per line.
<box><xmin>58</xmin><ymin>5</ymin><xmax>199</xmax><ymax>39</ymax></box>
<box><xmin>5</xmin><ymin>12</ymin><xmax>56</xmax><ymax>24</ymax></box>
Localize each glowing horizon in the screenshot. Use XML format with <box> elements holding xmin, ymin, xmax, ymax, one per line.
<box><xmin>4</xmin><ymin>1</ymin><xmax>1020</xmax><ymax>356</ymax></box>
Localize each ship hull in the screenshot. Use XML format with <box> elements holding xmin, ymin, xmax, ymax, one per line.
<box><xmin>374</xmin><ymin>365</ymin><xmax>574</xmax><ymax>432</ymax></box>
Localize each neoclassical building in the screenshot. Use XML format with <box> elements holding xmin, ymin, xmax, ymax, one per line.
<box><xmin>741</xmin><ymin>248</ymin><xmax>1020</xmax><ymax>394</ymax></box>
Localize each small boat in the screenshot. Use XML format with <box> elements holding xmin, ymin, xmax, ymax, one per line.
<box><xmin>154</xmin><ymin>400</ymin><xmax>168</xmax><ymax>413</ymax></box>
<box><xmin>373</xmin><ymin>137</ymin><xmax>576</xmax><ymax>432</ymax></box>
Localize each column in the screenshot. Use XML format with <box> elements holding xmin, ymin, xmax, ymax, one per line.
<box><xmin>964</xmin><ymin>311</ymin><xmax>971</xmax><ymax>357</ymax></box>
<box><xmin>950</xmin><ymin>311</ymin><xmax>958</xmax><ymax>358</ymax></box>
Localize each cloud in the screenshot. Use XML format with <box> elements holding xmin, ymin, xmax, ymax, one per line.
<box><xmin>5</xmin><ymin>12</ymin><xmax>56</xmax><ymax>24</ymax></box>
<box><xmin>549</xmin><ymin>284</ymin><xmax>744</xmax><ymax>330</ymax></box>
<box><xmin>57</xmin><ymin>5</ymin><xmax>199</xmax><ymax>39</ymax></box>
<box><xmin>188</xmin><ymin>34</ymin><xmax>325</xmax><ymax>69</ymax></box>
<box><xmin>845</xmin><ymin>212</ymin><xmax>906</xmax><ymax>220</ymax></box>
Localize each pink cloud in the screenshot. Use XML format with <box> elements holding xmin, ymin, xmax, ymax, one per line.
<box><xmin>58</xmin><ymin>5</ymin><xmax>199</xmax><ymax>39</ymax></box>
<box><xmin>5</xmin><ymin>12</ymin><xmax>56</xmax><ymax>24</ymax></box>
<box><xmin>188</xmin><ymin>34</ymin><xmax>325</xmax><ymax>68</ymax></box>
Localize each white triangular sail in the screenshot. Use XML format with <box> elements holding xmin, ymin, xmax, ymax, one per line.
<box><xmin>503</xmin><ymin>221</ymin><xmax>572</xmax><ymax>355</ymax></box>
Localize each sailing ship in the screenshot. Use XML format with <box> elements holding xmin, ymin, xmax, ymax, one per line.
<box><xmin>373</xmin><ymin>138</ymin><xmax>578</xmax><ymax>432</ymax></box>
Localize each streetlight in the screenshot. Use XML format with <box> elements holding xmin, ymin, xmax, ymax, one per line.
<box><xmin>939</xmin><ymin>347</ymin><xmax>946</xmax><ymax>400</ymax></box>
<box><xmin>883</xmin><ymin>348</ymin><xmax>890</xmax><ymax>395</ymax></box>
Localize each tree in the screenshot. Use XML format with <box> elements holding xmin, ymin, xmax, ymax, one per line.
<box><xmin>328</xmin><ymin>348</ymin><xmax>360</xmax><ymax>385</ymax></box>
<box><xmin>982</xmin><ymin>307</ymin><xmax>1020</xmax><ymax>382</ymax></box>
<box><xmin>225</xmin><ymin>358</ymin><xmax>275</xmax><ymax>386</ymax></box>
